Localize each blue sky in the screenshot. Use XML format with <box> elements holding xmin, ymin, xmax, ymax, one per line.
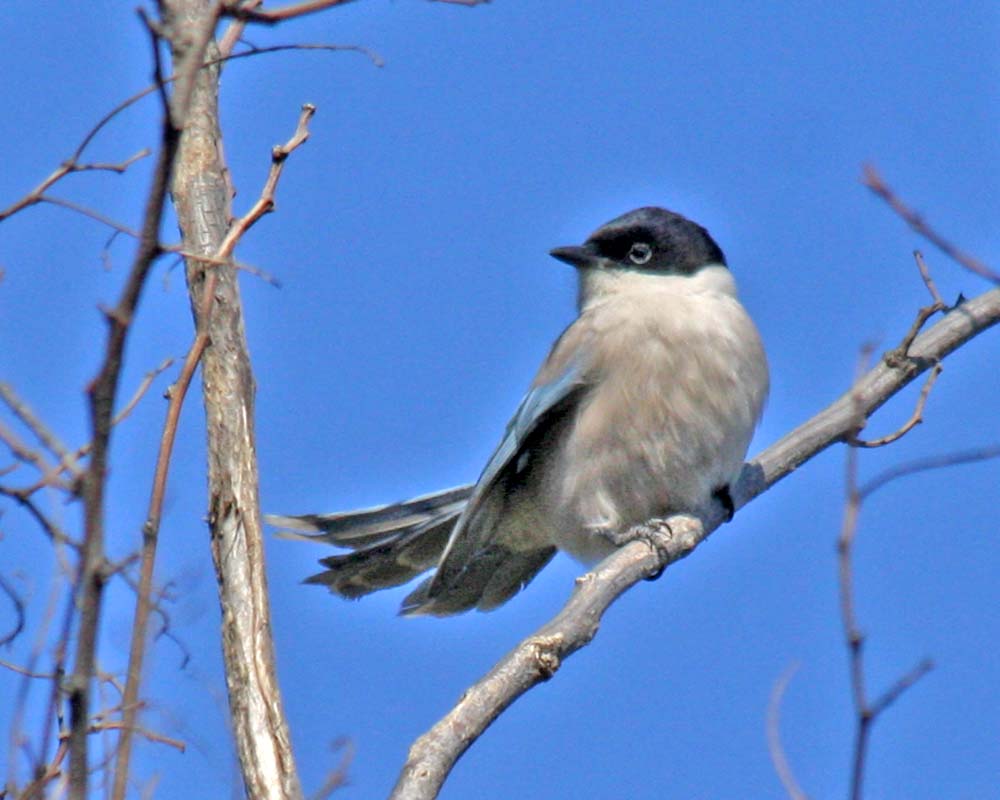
<box><xmin>1</xmin><ymin>2</ymin><xmax>998</xmax><ymax>798</ymax></box>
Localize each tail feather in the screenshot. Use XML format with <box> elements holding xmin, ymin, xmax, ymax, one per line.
<box><xmin>266</xmin><ymin>485</ymin><xmax>472</xmax><ymax>550</ymax></box>
<box><xmin>269</xmin><ymin>486</ymin><xmax>471</xmax><ymax>599</ymax></box>
<box><xmin>304</xmin><ymin>520</ymin><xmax>455</xmax><ymax>598</ymax></box>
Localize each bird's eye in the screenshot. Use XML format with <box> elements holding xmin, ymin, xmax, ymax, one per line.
<box><xmin>628</xmin><ymin>242</ymin><xmax>653</xmax><ymax>265</ymax></box>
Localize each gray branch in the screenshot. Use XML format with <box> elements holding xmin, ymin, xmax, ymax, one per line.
<box><xmin>165</xmin><ymin>1</ymin><xmax>303</xmax><ymax>798</ymax></box>
<box><xmin>390</xmin><ymin>285</ymin><xmax>1000</xmax><ymax>800</ymax></box>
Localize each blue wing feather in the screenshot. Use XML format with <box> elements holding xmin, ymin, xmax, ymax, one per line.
<box><xmin>474</xmin><ymin>358</ymin><xmax>587</xmax><ymax>493</ymax></box>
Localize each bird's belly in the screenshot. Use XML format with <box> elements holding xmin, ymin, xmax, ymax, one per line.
<box><xmin>548</xmin><ymin>350</ymin><xmax>759</xmax><ymax>563</ymax></box>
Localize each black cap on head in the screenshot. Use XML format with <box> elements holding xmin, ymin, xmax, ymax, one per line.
<box><xmin>550</xmin><ymin>207</ymin><xmax>726</xmax><ymax>275</ymax></box>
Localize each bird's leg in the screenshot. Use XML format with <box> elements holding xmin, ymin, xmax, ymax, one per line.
<box><xmin>713</xmin><ymin>484</ymin><xmax>735</xmax><ymax>522</ymax></box>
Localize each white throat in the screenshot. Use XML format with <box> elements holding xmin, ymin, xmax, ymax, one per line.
<box><xmin>578</xmin><ymin>263</ymin><xmax>737</xmax><ymax>311</ymax></box>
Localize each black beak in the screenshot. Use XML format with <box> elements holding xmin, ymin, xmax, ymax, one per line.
<box><xmin>549</xmin><ymin>244</ymin><xmax>599</xmax><ymax>269</ymax></box>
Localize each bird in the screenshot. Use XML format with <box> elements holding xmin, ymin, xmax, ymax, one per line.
<box><xmin>269</xmin><ymin>206</ymin><xmax>769</xmax><ymax>616</ymax></box>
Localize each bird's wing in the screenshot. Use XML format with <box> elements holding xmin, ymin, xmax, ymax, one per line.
<box><xmin>401</xmin><ymin>333</ymin><xmax>594</xmax><ymax>615</ymax></box>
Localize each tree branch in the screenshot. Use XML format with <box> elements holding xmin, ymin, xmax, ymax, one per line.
<box><xmin>110</xmin><ymin>277</ymin><xmax>215</xmax><ymax>800</ymax></box>
<box><xmin>838</xmin><ymin>413</ymin><xmax>940</xmax><ymax>800</ymax></box>
<box><xmin>222</xmin><ymin>0</ymin><xmax>358</xmax><ymax>24</ymax></box>
<box><xmin>863</xmin><ymin>165</ymin><xmax>1000</xmax><ymax>284</ymax></box>
<box><xmin>767</xmin><ymin>662</ymin><xmax>809</xmax><ymax>800</ymax></box>
<box><xmin>164</xmin><ymin>2</ymin><xmax>306</xmax><ymax>797</ymax></box>
<box><xmin>65</xmin><ymin>3</ymin><xmax>200</xmax><ymax>790</ymax></box>
<box><xmin>389</xmin><ymin>283</ymin><xmax>1000</xmax><ymax>800</ymax></box>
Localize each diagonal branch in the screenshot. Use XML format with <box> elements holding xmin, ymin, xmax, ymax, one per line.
<box><xmin>863</xmin><ymin>165</ymin><xmax>1000</xmax><ymax>284</ymax></box>
<box><xmin>390</xmin><ymin>283</ymin><xmax>1000</xmax><ymax>800</ymax></box>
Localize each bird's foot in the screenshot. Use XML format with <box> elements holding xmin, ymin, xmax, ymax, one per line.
<box><xmin>601</xmin><ymin>519</ymin><xmax>677</xmax><ymax>581</ymax></box>
<box><xmin>600</xmin><ymin>515</ymin><xmax>706</xmax><ymax>581</ymax></box>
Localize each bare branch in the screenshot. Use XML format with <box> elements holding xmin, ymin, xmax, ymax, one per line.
<box><xmin>869</xmin><ymin>658</ymin><xmax>934</xmax><ymax>718</ymax></box>
<box><xmin>37</xmin><ymin>195</ymin><xmax>142</xmax><ymax>239</ymax></box>
<box><xmin>0</xmin><ymin>574</ymin><xmax>27</xmax><ymax>647</ymax></box>
<box><xmin>390</xmin><ymin>284</ymin><xmax>1000</xmax><ymax>799</ymax></box>
<box><xmin>0</xmin><ymin>657</ymin><xmax>57</xmax><ymax>680</ymax></box>
<box><xmin>112</xmin><ymin>358</ymin><xmax>177</xmax><ymax>429</ymax></box>
<box><xmin>164</xmin><ymin>3</ymin><xmax>306</xmax><ymax>795</ymax></box>
<box><xmin>0</xmin><ymin>383</ymin><xmax>79</xmax><ymax>474</ymax></box>
<box><xmin>111</xmin><ymin>274</ymin><xmax>215</xmax><ymax>800</ymax></box>
<box><xmin>218</xmin><ymin>103</ymin><xmax>316</xmax><ymax>258</ymax></box>
<box><xmin>767</xmin><ymin>663</ymin><xmax>809</xmax><ymax>800</ymax></box>
<box><xmin>847</xmin><ymin>363</ymin><xmax>942</xmax><ymax>448</ymax></box>
<box><xmin>309</xmin><ymin>737</ymin><xmax>354</xmax><ymax>800</ymax></box>
<box><xmin>68</xmin><ymin>721</ymin><xmax>186</xmax><ymax>754</ymax></box>
<box><xmin>222</xmin><ymin>0</ymin><xmax>358</xmax><ymax>24</ymax></box>
<box><xmin>914</xmin><ymin>251</ymin><xmax>945</xmax><ymax>307</ymax></box>
<box><xmin>66</xmin><ymin>4</ymin><xmax>208</xmax><ymax>794</ymax></box>
<box><xmin>838</xmin><ymin>363</ymin><xmax>938</xmax><ymax>800</ymax></box>
<box><xmin>0</xmin><ymin>420</ymin><xmax>68</xmax><ymax>491</ymax></box>
<box><xmin>0</xmin><ymin>151</ymin><xmax>150</xmax><ymax>223</ymax></box>
<box><xmin>0</xmin><ymin>485</ymin><xmax>77</xmax><ymax>547</ymax></box>
<box><xmin>391</xmin><ymin>515</ymin><xmax>705</xmax><ymax>800</ymax></box>
<box><xmin>860</xmin><ymin>443</ymin><xmax>1000</xmax><ymax>499</ymax></box>
<box><xmin>225</xmin><ymin>41</ymin><xmax>383</xmax><ymax>68</ymax></box>
<box><xmin>166</xmin><ymin>247</ymin><xmax>283</xmax><ymax>286</ymax></box>
<box><xmin>863</xmin><ymin>165</ymin><xmax>1000</xmax><ymax>283</ymax></box>
<box><xmin>218</xmin><ymin>0</ymin><xmax>262</xmax><ymax>56</ymax></box>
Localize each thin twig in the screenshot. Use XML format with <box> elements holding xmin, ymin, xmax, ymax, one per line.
<box><xmin>17</xmin><ymin>739</ymin><xmax>69</xmax><ymax>800</ymax></box>
<box><xmin>167</xmin><ymin>248</ymin><xmax>282</xmax><ymax>286</ymax></box>
<box><xmin>41</xmin><ymin>357</ymin><xmax>177</xmax><ymax>485</ymax></box>
<box><xmin>0</xmin><ymin>150</ymin><xmax>150</xmax><ymax>222</ymax></box>
<box><xmin>218</xmin><ymin>0</ymin><xmax>262</xmax><ymax>57</ymax></box>
<box><xmin>64</xmin><ymin>721</ymin><xmax>186</xmax><ymax>753</ymax></box>
<box><xmin>766</xmin><ymin>662</ymin><xmax>809</xmax><ymax>800</ymax></box>
<box><xmin>0</xmin><ymin>420</ymin><xmax>68</xmax><ymax>490</ymax></box>
<box><xmin>863</xmin><ymin>165</ymin><xmax>1000</xmax><ymax>283</ymax></box>
<box><xmin>837</xmin><ymin>407</ymin><xmax>868</xmax><ymax>800</ymax></box>
<box><xmin>113</xmin><ymin>358</ymin><xmax>177</xmax><ymax>429</ymax></box>
<box><xmin>37</xmin><ymin>195</ymin><xmax>142</xmax><ymax>240</ymax></box>
<box><xmin>0</xmin><ymin>383</ymin><xmax>79</xmax><ymax>474</ymax></box>
<box><xmin>111</xmin><ymin>273</ymin><xmax>216</xmax><ymax>800</ymax></box>
<box><xmin>0</xmin><ymin>486</ymin><xmax>77</xmax><ymax>547</ymax></box>
<box><xmin>869</xmin><ymin>659</ymin><xmax>934</xmax><ymax>718</ymax></box>
<box><xmin>913</xmin><ymin>251</ymin><xmax>945</xmax><ymax>306</ymax></box>
<box><xmin>847</xmin><ymin>254</ymin><xmax>948</xmax><ymax>447</ymax></box>
<box><xmin>309</xmin><ymin>737</ymin><xmax>354</xmax><ymax>800</ymax></box>
<box><xmin>860</xmin><ymin>444</ymin><xmax>1000</xmax><ymax>499</ymax></box>
<box><xmin>1</xmin><ymin>38</ymin><xmax>374</xmax><ymax>232</ymax></box>
<box><xmin>225</xmin><ymin>41</ymin><xmax>383</xmax><ymax>68</ymax></box>
<box><xmin>0</xmin><ymin>574</ymin><xmax>26</xmax><ymax>646</ymax></box>
<box><xmin>222</xmin><ymin>0</ymin><xmax>358</xmax><ymax>23</ymax></box>
<box><xmin>838</xmin><ymin>349</ymin><xmax>937</xmax><ymax>800</ymax></box>
<box><xmin>0</xmin><ymin>657</ymin><xmax>58</xmax><ymax>680</ymax></box>
<box><xmin>847</xmin><ymin>363</ymin><xmax>942</xmax><ymax>448</ymax></box>
<box><xmin>217</xmin><ymin>103</ymin><xmax>316</xmax><ymax>258</ymax></box>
